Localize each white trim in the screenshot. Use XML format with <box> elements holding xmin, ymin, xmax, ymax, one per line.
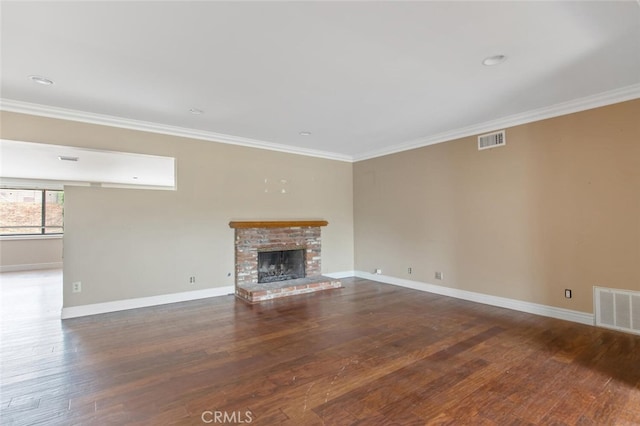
<box><xmin>324</xmin><ymin>270</ymin><xmax>356</xmax><ymax>279</ymax></box>
<box><xmin>354</xmin><ymin>271</ymin><xmax>594</xmax><ymax>326</ymax></box>
<box><xmin>3</xmin><ymin>84</ymin><xmax>639</xmax><ymax>164</ymax></box>
<box><xmin>0</xmin><ymin>262</ymin><xmax>63</xmax><ymax>273</ymax></box>
<box><xmin>0</xmin><ymin>177</ymin><xmax>68</xmax><ymax>190</ymax></box>
<box><xmin>353</xmin><ymin>83</ymin><xmax>640</xmax><ymax>161</ymax></box>
<box><xmin>57</xmin><ymin>271</ymin><xmax>597</xmax><ymax>323</ymax></box>
<box><xmin>0</xmin><ymin>99</ymin><xmax>352</xmax><ymax>163</ymax></box>
<box><xmin>0</xmin><ymin>234</ymin><xmax>62</xmax><ymax>241</ymax></box>
<box><xmin>61</xmin><ymin>285</ymin><xmax>234</xmax><ymax>319</ymax></box>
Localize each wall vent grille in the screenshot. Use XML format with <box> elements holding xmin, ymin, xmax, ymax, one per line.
<box><xmin>594</xmin><ymin>286</ymin><xmax>640</xmax><ymax>335</ymax></box>
<box><xmin>478</xmin><ymin>130</ymin><xmax>506</xmax><ymax>150</ymax></box>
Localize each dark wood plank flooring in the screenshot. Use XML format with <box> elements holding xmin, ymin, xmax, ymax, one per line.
<box><xmin>1</xmin><ymin>270</ymin><xmax>639</xmax><ymax>425</ymax></box>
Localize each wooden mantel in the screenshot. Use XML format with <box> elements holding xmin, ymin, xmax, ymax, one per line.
<box><xmin>229</xmin><ymin>220</ymin><xmax>328</xmax><ymax>229</ymax></box>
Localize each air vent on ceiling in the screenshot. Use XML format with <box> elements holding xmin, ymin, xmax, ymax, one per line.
<box><xmin>594</xmin><ymin>286</ymin><xmax>640</xmax><ymax>336</ymax></box>
<box><xmin>478</xmin><ymin>130</ymin><xmax>506</xmax><ymax>150</ymax></box>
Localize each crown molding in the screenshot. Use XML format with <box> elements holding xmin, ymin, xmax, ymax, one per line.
<box><xmin>353</xmin><ymin>83</ymin><xmax>640</xmax><ymax>162</ymax></box>
<box><xmin>2</xmin><ymin>83</ymin><xmax>639</xmax><ymax>164</ymax></box>
<box><xmin>0</xmin><ymin>99</ymin><xmax>353</xmax><ymax>163</ymax></box>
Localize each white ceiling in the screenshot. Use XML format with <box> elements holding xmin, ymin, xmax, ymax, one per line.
<box><xmin>0</xmin><ymin>139</ymin><xmax>176</xmax><ymax>189</ymax></box>
<box><xmin>1</xmin><ymin>1</ymin><xmax>639</xmax><ymax>162</ymax></box>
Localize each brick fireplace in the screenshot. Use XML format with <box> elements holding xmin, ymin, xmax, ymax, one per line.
<box><xmin>229</xmin><ymin>220</ymin><xmax>341</xmax><ymax>303</ymax></box>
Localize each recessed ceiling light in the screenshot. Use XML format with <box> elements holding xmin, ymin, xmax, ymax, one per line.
<box><xmin>299</xmin><ymin>131</ymin><xmax>311</xmax><ymax>136</ymax></box>
<box><xmin>482</xmin><ymin>55</ymin><xmax>507</xmax><ymax>66</ymax></box>
<box><xmin>58</xmin><ymin>156</ymin><xmax>79</xmax><ymax>162</ymax></box>
<box><xmin>189</xmin><ymin>108</ymin><xmax>204</xmax><ymax>115</ymax></box>
<box><xmin>29</xmin><ymin>75</ymin><xmax>54</xmax><ymax>85</ymax></box>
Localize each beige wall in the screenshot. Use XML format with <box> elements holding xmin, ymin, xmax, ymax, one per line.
<box><xmin>0</xmin><ymin>237</ymin><xmax>63</xmax><ymax>271</ymax></box>
<box><xmin>0</xmin><ymin>111</ymin><xmax>354</xmax><ymax>307</ymax></box>
<box><xmin>2</xmin><ymin>100</ymin><xmax>637</xmax><ymax>314</ymax></box>
<box><xmin>354</xmin><ymin>99</ymin><xmax>640</xmax><ymax>313</ymax></box>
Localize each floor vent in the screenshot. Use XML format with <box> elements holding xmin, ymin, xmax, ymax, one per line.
<box><xmin>594</xmin><ymin>286</ymin><xmax>640</xmax><ymax>335</ymax></box>
<box><xmin>478</xmin><ymin>130</ymin><xmax>506</xmax><ymax>150</ymax></box>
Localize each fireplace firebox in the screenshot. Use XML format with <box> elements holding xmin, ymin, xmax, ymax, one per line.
<box><xmin>258</xmin><ymin>249</ymin><xmax>305</xmax><ymax>283</ymax></box>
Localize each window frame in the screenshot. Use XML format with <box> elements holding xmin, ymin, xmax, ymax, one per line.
<box><xmin>0</xmin><ymin>188</ymin><xmax>64</xmax><ymax>237</ymax></box>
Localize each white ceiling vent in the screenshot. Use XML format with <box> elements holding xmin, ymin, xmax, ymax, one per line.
<box><xmin>478</xmin><ymin>130</ymin><xmax>506</xmax><ymax>150</ymax></box>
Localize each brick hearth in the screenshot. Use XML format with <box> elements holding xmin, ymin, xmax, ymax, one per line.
<box><xmin>235</xmin><ymin>276</ymin><xmax>342</xmax><ymax>303</ymax></box>
<box><xmin>229</xmin><ymin>220</ymin><xmax>342</xmax><ymax>303</ymax></box>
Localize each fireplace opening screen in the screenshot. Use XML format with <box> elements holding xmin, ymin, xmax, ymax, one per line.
<box><xmin>258</xmin><ymin>249</ymin><xmax>306</xmax><ymax>283</ymax></box>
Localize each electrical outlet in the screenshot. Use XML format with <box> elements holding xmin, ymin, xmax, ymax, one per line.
<box><xmin>435</xmin><ymin>271</ymin><xmax>443</xmax><ymax>280</ymax></box>
<box><xmin>375</xmin><ymin>269</ymin><xmax>382</xmax><ymax>275</ymax></box>
<box><xmin>72</xmin><ymin>281</ymin><xmax>82</xmax><ymax>293</ymax></box>
<box><xmin>189</xmin><ymin>276</ymin><xmax>196</xmax><ymax>284</ymax></box>
<box><xmin>408</xmin><ymin>267</ymin><xmax>412</xmax><ymax>274</ymax></box>
<box><xmin>565</xmin><ymin>289</ymin><xmax>572</xmax><ymax>299</ymax></box>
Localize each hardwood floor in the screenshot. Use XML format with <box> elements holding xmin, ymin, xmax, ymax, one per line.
<box><xmin>1</xmin><ymin>270</ymin><xmax>639</xmax><ymax>425</ymax></box>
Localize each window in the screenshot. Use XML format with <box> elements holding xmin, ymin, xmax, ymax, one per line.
<box><xmin>0</xmin><ymin>189</ymin><xmax>64</xmax><ymax>236</ymax></box>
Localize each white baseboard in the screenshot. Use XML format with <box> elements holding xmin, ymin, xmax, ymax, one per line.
<box><xmin>354</xmin><ymin>271</ymin><xmax>594</xmax><ymax>326</ymax></box>
<box><xmin>324</xmin><ymin>270</ymin><xmax>356</xmax><ymax>279</ymax></box>
<box><xmin>61</xmin><ymin>286</ymin><xmax>235</xmax><ymax>319</ymax></box>
<box><xmin>0</xmin><ymin>262</ymin><xmax>63</xmax><ymax>273</ymax></box>
<box><xmin>61</xmin><ymin>272</ymin><xmax>351</xmax><ymax>319</ymax></box>
<box><xmin>60</xmin><ymin>271</ymin><xmax>595</xmax><ymax>325</ymax></box>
